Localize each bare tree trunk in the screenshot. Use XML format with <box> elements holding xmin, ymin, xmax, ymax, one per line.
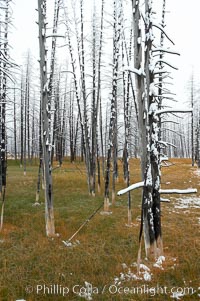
<box><xmin>91</xmin><ymin>3</ymin><xmax>97</xmax><ymax>196</ymax></box>
<box><xmin>13</xmin><ymin>85</ymin><xmax>17</xmax><ymax>160</ymax></box>
<box><xmin>104</xmin><ymin>0</ymin><xmax>122</xmax><ymax>210</ymax></box>
<box><xmin>99</xmin><ymin>96</ymin><xmax>105</xmax><ymax>177</ymax></box>
<box><xmin>20</xmin><ymin>75</ymin><xmax>24</xmax><ymax>168</ymax></box>
<box><xmin>80</xmin><ymin>0</ymin><xmax>92</xmax><ymax>194</ymax></box>
<box><xmin>38</xmin><ymin>0</ymin><xmax>56</xmax><ymax>237</ymax></box>
<box><xmin>31</xmin><ymin>99</ymin><xmax>36</xmax><ymax>162</ymax></box>
<box><xmin>48</xmin><ymin>0</ymin><xmax>61</xmax><ymax>164</ymax></box>
<box><xmin>191</xmin><ymin>72</ymin><xmax>194</xmax><ymax>166</ymax></box>
<box><xmin>133</xmin><ymin>0</ymin><xmax>163</xmax><ymax>260</ymax></box>
<box><xmin>122</xmin><ymin>40</ymin><xmax>132</xmax><ymax>225</ymax></box>
<box><xmin>27</xmin><ymin>68</ymin><xmax>30</xmax><ymax>163</ymax></box>
<box><xmin>0</xmin><ymin>0</ymin><xmax>9</xmax><ymax>231</ymax></box>
<box><xmin>69</xmin><ymin>84</ymin><xmax>75</xmax><ymax>162</ymax></box>
<box><xmin>36</xmin><ymin>100</ymin><xmax>42</xmax><ymax>203</ymax></box>
<box><xmin>61</xmin><ymin>76</ymin><xmax>68</xmax><ymax>161</ymax></box>
<box><xmin>24</xmin><ymin>62</ymin><xmax>29</xmax><ymax>176</ymax></box>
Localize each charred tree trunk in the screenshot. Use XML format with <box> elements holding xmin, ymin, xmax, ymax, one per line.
<box><xmin>13</xmin><ymin>85</ymin><xmax>17</xmax><ymax>160</ymax></box>
<box><xmin>104</xmin><ymin>0</ymin><xmax>122</xmax><ymax>210</ymax></box>
<box><xmin>20</xmin><ymin>76</ymin><xmax>24</xmax><ymax>168</ymax></box>
<box><xmin>133</xmin><ymin>0</ymin><xmax>163</xmax><ymax>260</ymax></box>
<box><xmin>80</xmin><ymin>0</ymin><xmax>92</xmax><ymax>195</ymax></box>
<box><xmin>36</xmin><ymin>100</ymin><xmax>43</xmax><ymax>203</ymax></box>
<box><xmin>191</xmin><ymin>73</ymin><xmax>194</xmax><ymax>166</ymax></box>
<box><xmin>122</xmin><ymin>40</ymin><xmax>132</xmax><ymax>225</ymax></box>
<box><xmin>0</xmin><ymin>0</ymin><xmax>9</xmax><ymax>230</ymax></box>
<box><xmin>38</xmin><ymin>0</ymin><xmax>56</xmax><ymax>237</ymax></box>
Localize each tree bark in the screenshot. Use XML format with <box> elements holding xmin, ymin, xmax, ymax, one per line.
<box><xmin>38</xmin><ymin>0</ymin><xmax>56</xmax><ymax>237</ymax></box>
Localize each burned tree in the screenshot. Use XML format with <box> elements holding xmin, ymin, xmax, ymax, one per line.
<box><xmin>0</xmin><ymin>0</ymin><xmax>15</xmax><ymax>230</ymax></box>
<box><xmin>37</xmin><ymin>0</ymin><xmax>56</xmax><ymax>237</ymax></box>
<box><xmin>104</xmin><ymin>0</ymin><xmax>122</xmax><ymax>211</ymax></box>
<box><xmin>117</xmin><ymin>0</ymin><xmax>195</xmax><ymax>261</ymax></box>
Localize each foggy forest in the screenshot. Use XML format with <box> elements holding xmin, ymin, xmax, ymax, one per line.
<box><xmin>0</xmin><ymin>0</ymin><xmax>199</xmax><ymax>300</ymax></box>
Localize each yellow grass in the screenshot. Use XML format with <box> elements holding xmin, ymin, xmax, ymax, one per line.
<box><xmin>0</xmin><ymin>158</ymin><xmax>199</xmax><ymax>300</ymax></box>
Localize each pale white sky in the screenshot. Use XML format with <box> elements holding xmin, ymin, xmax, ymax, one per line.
<box><xmin>165</xmin><ymin>0</ymin><xmax>200</xmax><ymax>103</ymax></box>
<box><xmin>9</xmin><ymin>0</ymin><xmax>200</xmax><ymax>104</ymax></box>
<box><xmin>10</xmin><ymin>0</ymin><xmax>39</xmax><ymax>63</ymax></box>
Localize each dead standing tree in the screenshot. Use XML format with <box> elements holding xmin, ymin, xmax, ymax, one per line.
<box><xmin>63</xmin><ymin>0</ymin><xmax>105</xmax><ymax>196</ymax></box>
<box><xmin>38</xmin><ymin>0</ymin><xmax>56</xmax><ymax>237</ymax></box>
<box><xmin>36</xmin><ymin>0</ymin><xmax>61</xmax><ymax>203</ymax></box>
<box><xmin>118</xmin><ymin>0</ymin><xmax>196</xmax><ymax>261</ymax></box>
<box><xmin>104</xmin><ymin>0</ymin><xmax>122</xmax><ymax>212</ymax></box>
<box><xmin>0</xmin><ymin>0</ymin><xmax>16</xmax><ymax>230</ymax></box>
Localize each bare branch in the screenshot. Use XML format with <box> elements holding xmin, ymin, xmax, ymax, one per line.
<box><xmin>155</xmin><ymin>108</ymin><xmax>193</xmax><ymax>115</ymax></box>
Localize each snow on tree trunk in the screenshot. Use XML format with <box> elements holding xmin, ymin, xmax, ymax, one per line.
<box><xmin>132</xmin><ymin>0</ymin><xmax>147</xmax><ymax>177</ymax></box>
<box><xmin>13</xmin><ymin>86</ymin><xmax>17</xmax><ymax>160</ymax></box>
<box><xmin>104</xmin><ymin>0</ymin><xmax>122</xmax><ymax>211</ymax></box>
<box><xmin>142</xmin><ymin>0</ymin><xmax>163</xmax><ymax>259</ymax></box>
<box><xmin>38</xmin><ymin>0</ymin><xmax>56</xmax><ymax>237</ymax></box>
<box><xmin>122</xmin><ymin>39</ymin><xmax>132</xmax><ymax>225</ymax></box>
<box><xmin>132</xmin><ymin>0</ymin><xmax>163</xmax><ymax>259</ymax></box>
<box><xmin>0</xmin><ymin>0</ymin><xmax>9</xmax><ymax>230</ymax></box>
<box><xmin>20</xmin><ymin>75</ymin><xmax>24</xmax><ymax>168</ymax></box>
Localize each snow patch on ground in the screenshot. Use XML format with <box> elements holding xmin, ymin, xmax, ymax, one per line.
<box><xmin>170</xmin><ymin>291</ymin><xmax>185</xmax><ymax>300</ymax></box>
<box><xmin>153</xmin><ymin>256</ymin><xmax>165</xmax><ymax>270</ymax></box>
<box><xmin>78</xmin><ymin>282</ymin><xmax>93</xmax><ymax>301</ymax></box>
<box><xmin>114</xmin><ymin>262</ymin><xmax>153</xmax><ymax>286</ymax></box>
<box><xmin>174</xmin><ymin>197</ymin><xmax>200</xmax><ymax>209</ymax></box>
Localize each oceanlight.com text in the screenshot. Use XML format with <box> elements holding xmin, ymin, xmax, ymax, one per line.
<box><xmin>24</xmin><ymin>283</ymin><xmax>199</xmax><ymax>298</ymax></box>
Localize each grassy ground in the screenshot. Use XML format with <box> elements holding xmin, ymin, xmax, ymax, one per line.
<box><xmin>0</xmin><ymin>158</ymin><xmax>199</xmax><ymax>301</ymax></box>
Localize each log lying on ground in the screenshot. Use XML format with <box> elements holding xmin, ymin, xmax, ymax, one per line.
<box><xmin>117</xmin><ymin>181</ymin><xmax>144</xmax><ymax>195</ymax></box>
<box><xmin>117</xmin><ymin>182</ymin><xmax>197</xmax><ymax>196</ymax></box>
<box><xmin>159</xmin><ymin>188</ymin><xmax>197</xmax><ymax>194</ymax></box>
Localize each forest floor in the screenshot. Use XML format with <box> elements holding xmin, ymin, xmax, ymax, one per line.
<box><xmin>0</xmin><ymin>158</ymin><xmax>199</xmax><ymax>301</ymax></box>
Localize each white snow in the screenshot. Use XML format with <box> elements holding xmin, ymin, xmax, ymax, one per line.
<box><xmin>161</xmin><ymin>198</ymin><xmax>170</xmax><ymax>203</ymax></box>
<box><xmin>114</xmin><ymin>263</ymin><xmax>152</xmax><ymax>286</ymax></box>
<box><xmin>170</xmin><ymin>291</ymin><xmax>184</xmax><ymax>300</ymax></box>
<box><xmin>160</xmin><ymin>189</ymin><xmax>197</xmax><ymax>195</ymax></box>
<box><xmin>143</xmin><ymin>271</ymin><xmax>152</xmax><ymax>281</ymax></box>
<box><xmin>139</xmin><ymin>264</ymin><xmax>150</xmax><ymax>272</ymax></box>
<box><xmin>78</xmin><ymin>282</ymin><xmax>93</xmax><ymax>301</ymax></box>
<box><xmin>149</xmin><ymin>82</ymin><xmax>156</xmax><ymax>96</ymax></box>
<box><xmin>153</xmin><ymin>256</ymin><xmax>165</xmax><ymax>270</ymax></box>
<box><xmin>117</xmin><ymin>181</ymin><xmax>144</xmax><ymax>196</ymax></box>
<box><xmin>160</xmin><ymin>156</ymin><xmax>169</xmax><ymax>161</ymax></box>
<box><xmin>137</xmin><ymin>37</ymin><xmax>142</xmax><ymax>44</ymax></box>
<box><xmin>124</xmin><ymin>66</ymin><xmax>144</xmax><ymax>76</ymax></box>
<box><xmin>146</xmin><ymin>165</ymin><xmax>152</xmax><ymax>186</ymax></box>
<box><xmin>148</xmin><ymin>102</ymin><xmax>157</xmax><ymax>115</ymax></box>
<box><xmin>174</xmin><ymin>197</ymin><xmax>200</xmax><ymax>209</ymax></box>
